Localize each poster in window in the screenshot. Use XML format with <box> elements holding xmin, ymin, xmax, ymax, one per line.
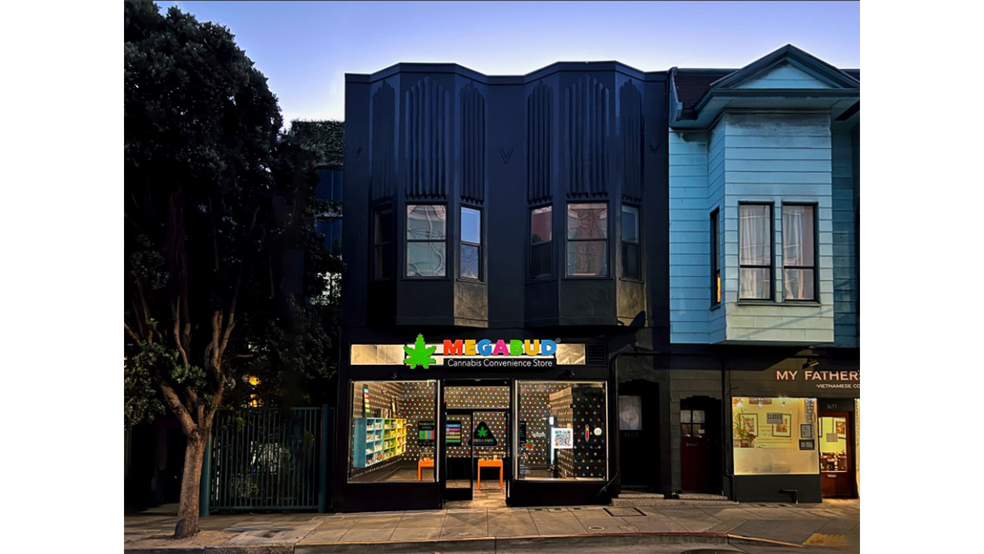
<box><xmin>552</xmin><ymin>427</ymin><xmax>573</xmax><ymax>449</ymax></box>
<box><xmin>446</xmin><ymin>422</ymin><xmax>462</xmax><ymax>445</ymax></box>
<box><xmin>773</xmin><ymin>414</ymin><xmax>791</xmax><ymax>437</ymax></box>
<box><xmin>418</xmin><ymin>421</ymin><xmax>435</xmax><ymax>446</ymax></box>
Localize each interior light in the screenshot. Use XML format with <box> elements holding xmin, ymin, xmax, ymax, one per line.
<box><xmin>758</xmin><ymin>401</ymin><xmax>763</xmax><ymax>408</ymax></box>
<box><xmin>737</xmin><ymin>400</ymin><xmax>743</xmax><ymax>408</ymax></box>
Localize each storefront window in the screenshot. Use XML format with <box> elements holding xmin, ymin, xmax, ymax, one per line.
<box><xmin>732</xmin><ymin>396</ymin><xmax>819</xmax><ymax>475</ymax></box>
<box><xmin>516</xmin><ymin>381</ymin><xmax>607</xmax><ymax>480</ymax></box>
<box><xmin>348</xmin><ymin>380</ymin><xmax>437</xmax><ymax>482</ymax></box>
<box><xmin>857</xmin><ymin>400</ymin><xmax>864</xmax><ymax>498</ymax></box>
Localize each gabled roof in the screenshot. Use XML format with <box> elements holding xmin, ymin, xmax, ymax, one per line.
<box><xmin>708</xmin><ymin>44</ymin><xmax>859</xmax><ymax>91</ymax></box>
<box><xmin>670</xmin><ymin>44</ymin><xmax>860</xmax><ymax>128</ymax></box>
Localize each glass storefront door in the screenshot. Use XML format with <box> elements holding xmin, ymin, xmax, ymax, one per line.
<box><xmin>443</xmin><ymin>410</ymin><xmax>474</xmax><ymax>500</ymax></box>
<box><xmin>819</xmin><ymin>411</ymin><xmax>856</xmax><ymax>497</ymax></box>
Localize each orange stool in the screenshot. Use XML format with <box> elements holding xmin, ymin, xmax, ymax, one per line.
<box><xmin>417</xmin><ymin>458</ymin><xmax>434</xmax><ymax>480</ymax></box>
<box><xmin>477</xmin><ymin>459</ymin><xmax>503</xmax><ymax>491</ymax></box>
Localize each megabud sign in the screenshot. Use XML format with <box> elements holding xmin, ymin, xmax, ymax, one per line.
<box><xmin>775</xmin><ymin>370</ymin><xmax>860</xmax><ymax>390</ymax></box>
<box><xmin>406</xmin><ymin>334</ymin><xmax>558</xmax><ymax>369</ymax></box>
<box><xmin>350</xmin><ymin>334</ymin><xmax>584</xmax><ymax>369</ymax></box>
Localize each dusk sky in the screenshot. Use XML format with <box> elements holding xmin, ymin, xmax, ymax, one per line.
<box><xmin>155</xmin><ymin>1</ymin><xmax>860</xmax><ymax>125</ymax></box>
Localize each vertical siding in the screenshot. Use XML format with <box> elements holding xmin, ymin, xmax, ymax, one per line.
<box><xmin>707</xmin><ymin>124</ymin><xmax>727</xmax><ymax>343</ymax></box>
<box><xmin>668</xmin><ymin>131</ymin><xmax>710</xmax><ymax>343</ymax></box>
<box><xmin>854</xmin><ymin>124</ymin><xmax>864</xmax><ymax>348</ymax></box>
<box><xmin>721</xmin><ymin>112</ymin><xmax>834</xmax><ymax>343</ymax></box>
<box><xmin>831</xmin><ymin>125</ymin><xmax>858</xmax><ymax>347</ymax></box>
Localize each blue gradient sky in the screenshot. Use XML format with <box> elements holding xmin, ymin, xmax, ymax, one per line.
<box><xmin>155</xmin><ymin>1</ymin><xmax>859</xmax><ymax>125</ymax></box>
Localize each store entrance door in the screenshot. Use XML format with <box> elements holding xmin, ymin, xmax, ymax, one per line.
<box><xmin>819</xmin><ymin>411</ymin><xmax>856</xmax><ymax>497</ymax></box>
<box><xmin>441</xmin><ymin>381</ymin><xmax>512</xmax><ymax>507</ymax></box>
<box><xmin>443</xmin><ymin>410</ymin><xmax>473</xmax><ymax>501</ymax></box>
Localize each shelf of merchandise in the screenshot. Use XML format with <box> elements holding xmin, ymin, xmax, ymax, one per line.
<box><xmin>352</xmin><ymin>417</ymin><xmax>406</xmax><ymax>468</ymax></box>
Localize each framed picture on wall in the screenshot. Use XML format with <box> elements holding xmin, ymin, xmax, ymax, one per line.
<box><xmin>800</xmin><ymin>423</ymin><xmax>813</xmax><ymax>439</ymax></box>
<box><xmin>835</xmin><ymin>420</ymin><xmax>847</xmax><ymax>437</ymax></box>
<box><xmin>773</xmin><ymin>414</ymin><xmax>791</xmax><ymax>437</ymax></box>
<box><xmin>741</xmin><ymin>414</ymin><xmax>758</xmax><ymax>434</ymax></box>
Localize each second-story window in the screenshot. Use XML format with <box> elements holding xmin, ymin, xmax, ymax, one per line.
<box><xmin>406</xmin><ymin>205</ymin><xmax>447</xmax><ymax>277</ymax></box>
<box><xmin>710</xmin><ymin>208</ymin><xmax>721</xmax><ymax>305</ymax></box>
<box><xmin>621</xmin><ymin>205</ymin><xmax>640</xmax><ymax>279</ymax></box>
<box><xmin>530</xmin><ymin>206</ymin><xmax>552</xmax><ymax>279</ymax></box>
<box><xmin>783</xmin><ymin>204</ymin><xmax>816</xmax><ymax>301</ymax></box>
<box><xmin>567</xmin><ymin>203</ymin><xmax>608</xmax><ymax>277</ymax></box>
<box><xmin>460</xmin><ymin>207</ymin><xmax>481</xmax><ymax>280</ymax></box>
<box><xmin>739</xmin><ymin>203</ymin><xmax>772</xmax><ymax>300</ymax></box>
<box><xmin>373</xmin><ymin>207</ymin><xmax>393</xmax><ymax>280</ymax></box>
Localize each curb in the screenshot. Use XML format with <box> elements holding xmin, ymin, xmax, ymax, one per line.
<box><xmin>127</xmin><ymin>531</ymin><xmax>804</xmax><ymax>554</ymax></box>
<box><xmin>295</xmin><ymin>531</ymin><xmax>802</xmax><ymax>553</ymax></box>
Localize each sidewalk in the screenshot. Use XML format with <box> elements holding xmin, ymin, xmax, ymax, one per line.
<box><xmin>124</xmin><ymin>499</ymin><xmax>860</xmax><ymax>553</ymax></box>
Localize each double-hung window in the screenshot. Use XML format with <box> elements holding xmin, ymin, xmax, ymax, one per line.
<box><xmin>738</xmin><ymin>203</ymin><xmax>772</xmax><ymax>300</ymax></box>
<box><xmin>530</xmin><ymin>206</ymin><xmax>552</xmax><ymax>279</ymax></box>
<box><xmin>621</xmin><ymin>205</ymin><xmax>640</xmax><ymax>279</ymax></box>
<box><xmin>782</xmin><ymin>204</ymin><xmax>816</xmax><ymax>301</ymax></box>
<box><xmin>406</xmin><ymin>205</ymin><xmax>447</xmax><ymax>277</ymax></box>
<box><xmin>566</xmin><ymin>203</ymin><xmax>608</xmax><ymax>277</ymax></box>
<box><xmin>460</xmin><ymin>206</ymin><xmax>481</xmax><ymax>280</ymax></box>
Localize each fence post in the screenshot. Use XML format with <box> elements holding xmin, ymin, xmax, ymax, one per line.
<box><xmin>318</xmin><ymin>404</ymin><xmax>330</xmax><ymax>513</ymax></box>
<box><xmin>200</xmin><ymin>427</ymin><xmax>212</xmax><ymax>518</ymax></box>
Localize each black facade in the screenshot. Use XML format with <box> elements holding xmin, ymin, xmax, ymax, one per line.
<box><xmin>337</xmin><ymin>62</ymin><xmax>671</xmax><ymax>512</ymax></box>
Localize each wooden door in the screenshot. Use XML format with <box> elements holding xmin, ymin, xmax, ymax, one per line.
<box><xmin>819</xmin><ymin>411</ymin><xmax>855</xmax><ymax>497</ymax></box>
<box><xmin>680</xmin><ymin>398</ymin><xmax>719</xmax><ymax>492</ymax></box>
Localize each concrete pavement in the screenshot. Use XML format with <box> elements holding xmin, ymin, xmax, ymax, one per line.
<box><xmin>124</xmin><ymin>499</ymin><xmax>860</xmax><ymax>553</ymax></box>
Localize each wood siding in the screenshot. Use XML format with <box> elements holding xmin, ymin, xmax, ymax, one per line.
<box><xmin>669</xmin><ymin>112</ymin><xmax>840</xmax><ymax>344</ymax></box>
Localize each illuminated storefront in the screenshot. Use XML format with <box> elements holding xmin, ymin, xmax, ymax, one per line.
<box><xmin>334</xmin><ymin>338</ymin><xmax>617</xmax><ymax>511</ymax></box>
<box><xmin>725</xmin><ymin>365</ymin><xmax>860</xmax><ymax>503</ymax></box>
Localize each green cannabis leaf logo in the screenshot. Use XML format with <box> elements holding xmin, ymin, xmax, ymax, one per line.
<box><xmin>477</xmin><ymin>427</ymin><xmax>489</xmax><ymax>438</ymax></box>
<box><xmin>404</xmin><ymin>334</ymin><xmax>437</xmax><ymax>369</ymax></box>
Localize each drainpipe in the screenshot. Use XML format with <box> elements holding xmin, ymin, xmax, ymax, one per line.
<box><xmin>597</xmin><ymin>346</ymin><xmax>662</xmax><ymax>499</ymax></box>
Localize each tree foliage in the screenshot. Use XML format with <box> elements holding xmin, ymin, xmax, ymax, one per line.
<box><xmin>124</xmin><ymin>2</ymin><xmax>339</xmax><ymax>537</ymax></box>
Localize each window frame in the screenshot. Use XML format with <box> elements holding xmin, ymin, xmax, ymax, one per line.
<box><xmin>346</xmin><ymin>379</ymin><xmax>440</xmax><ymax>484</ymax></box>
<box><xmin>513</xmin><ymin>380</ymin><xmax>609</xmax><ymax>482</ymax></box>
<box><xmin>404</xmin><ymin>203</ymin><xmax>449</xmax><ymax>279</ymax></box>
<box><xmin>781</xmin><ymin>202</ymin><xmax>819</xmax><ymax>302</ymax></box>
<box><xmin>620</xmin><ymin>204</ymin><xmax>642</xmax><ymax>281</ymax></box>
<box><xmin>710</xmin><ymin>208</ymin><xmax>721</xmax><ymax>306</ymax></box>
<box><xmin>738</xmin><ymin>202</ymin><xmax>775</xmax><ymax>301</ymax></box>
<box><xmin>372</xmin><ymin>205</ymin><xmax>394</xmax><ymax>281</ymax></box>
<box><xmin>459</xmin><ymin>205</ymin><xmax>483</xmax><ymax>281</ymax></box>
<box><xmin>565</xmin><ymin>201</ymin><xmax>610</xmax><ymax>279</ymax></box>
<box><xmin>528</xmin><ymin>204</ymin><xmax>554</xmax><ymax>281</ymax></box>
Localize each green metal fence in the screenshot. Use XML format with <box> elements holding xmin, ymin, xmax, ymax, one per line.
<box><xmin>206</xmin><ymin>407</ymin><xmax>327</xmax><ymax>511</ymax></box>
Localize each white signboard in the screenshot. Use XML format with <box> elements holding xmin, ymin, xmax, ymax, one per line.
<box><xmin>552</xmin><ymin>427</ymin><xmax>574</xmax><ymax>449</ymax></box>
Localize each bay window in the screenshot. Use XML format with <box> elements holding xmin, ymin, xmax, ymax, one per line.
<box><xmin>566</xmin><ymin>203</ymin><xmax>608</xmax><ymax>277</ymax></box>
<box><xmin>739</xmin><ymin>203</ymin><xmax>772</xmax><ymax>300</ymax></box>
<box><xmin>782</xmin><ymin>204</ymin><xmax>816</xmax><ymax>301</ymax></box>
<box><xmin>406</xmin><ymin>205</ymin><xmax>447</xmax><ymax>277</ymax></box>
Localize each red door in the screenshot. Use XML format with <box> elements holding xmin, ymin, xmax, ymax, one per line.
<box><xmin>819</xmin><ymin>411</ymin><xmax>855</xmax><ymax>497</ymax></box>
<box><xmin>680</xmin><ymin>403</ymin><xmax>718</xmax><ymax>492</ymax></box>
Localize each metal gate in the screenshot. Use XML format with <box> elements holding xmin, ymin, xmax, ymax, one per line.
<box><xmin>206</xmin><ymin>406</ymin><xmax>329</xmax><ymax>511</ymax></box>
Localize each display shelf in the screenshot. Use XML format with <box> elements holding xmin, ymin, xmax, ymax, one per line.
<box><xmin>352</xmin><ymin>417</ymin><xmax>406</xmax><ymax>468</ymax></box>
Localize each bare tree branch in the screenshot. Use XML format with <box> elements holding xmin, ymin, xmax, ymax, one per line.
<box><xmin>172</xmin><ymin>296</ymin><xmax>190</xmax><ymax>367</ymax></box>
<box><xmin>155</xmin><ymin>374</ymin><xmax>196</xmax><ymax>435</ymax></box>
<box><xmin>125</xmin><ymin>322</ymin><xmax>141</xmax><ymax>342</ymax></box>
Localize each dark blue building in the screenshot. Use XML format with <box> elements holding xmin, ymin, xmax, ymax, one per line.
<box><xmin>335</xmin><ymin>45</ymin><xmax>859</xmax><ymax>512</ymax></box>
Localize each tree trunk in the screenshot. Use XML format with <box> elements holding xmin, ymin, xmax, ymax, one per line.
<box><xmin>173</xmin><ymin>429</ymin><xmax>207</xmax><ymax>539</ymax></box>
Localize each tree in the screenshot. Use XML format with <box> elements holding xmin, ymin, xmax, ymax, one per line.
<box><xmin>124</xmin><ymin>2</ymin><xmax>332</xmax><ymax>538</ymax></box>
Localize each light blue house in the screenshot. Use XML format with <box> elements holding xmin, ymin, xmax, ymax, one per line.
<box><xmin>661</xmin><ymin>45</ymin><xmax>860</xmax><ymax>503</ymax></box>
